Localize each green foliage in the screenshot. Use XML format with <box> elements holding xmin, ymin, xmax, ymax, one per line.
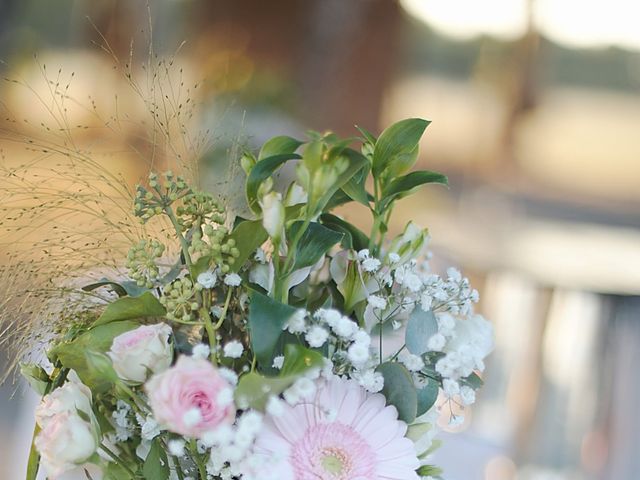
<box><xmin>245</xmin><ymin>153</ymin><xmax>301</xmax><ymax>214</ymax></box>
<box><xmin>288</xmin><ymin>221</ymin><xmax>343</xmax><ymax>271</ymax></box>
<box><xmin>235</xmin><ymin>344</ymin><xmax>323</xmax><ymax>410</ymax></box>
<box><xmin>50</xmin><ymin>321</ymin><xmax>139</xmax><ymax>392</ymax></box>
<box><xmin>417</xmin><ymin>465</ymin><xmax>444</xmax><ymax>477</ymax></box>
<box><xmin>376</xmin><ymin>362</ymin><xmax>418</xmax><ymax>423</ymax></box>
<box><xmin>405</xmin><ymin>308</ymin><xmax>438</xmax><ymax>356</ymax></box>
<box><xmin>416</xmin><ymin>377</ymin><xmax>439</xmax><ymax>416</ymax></box>
<box><xmin>228</xmin><ymin>219</ymin><xmax>269</xmax><ymax>271</ymax></box>
<box><xmin>143</xmin><ymin>438</ymin><xmax>169</xmax><ymax>480</ymax></box>
<box><xmin>462</xmin><ymin>371</ymin><xmax>484</xmax><ymax>390</ymax></box>
<box><xmin>247</xmin><ymin>291</ymin><xmax>298</xmax><ymax>368</ymax></box>
<box><xmin>94</xmin><ymin>292</ymin><xmax>166</xmax><ymax>327</ymax></box>
<box><xmin>380</xmin><ymin>170</ymin><xmax>448</xmax><ymax>211</ymax></box>
<box><xmin>372</xmin><ymin>118</ymin><xmax>430</xmax><ymax>179</ymax></box>
<box><xmin>258</xmin><ymin>135</ymin><xmax>303</xmax><ymax>160</ymax></box>
<box><xmin>320</xmin><ymin>213</ymin><xmax>369</xmax><ymax>251</ymax></box>
<box><xmin>20</xmin><ymin>363</ymin><xmax>50</xmax><ymax>395</ymax></box>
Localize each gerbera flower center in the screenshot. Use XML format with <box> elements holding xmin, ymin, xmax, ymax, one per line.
<box><xmin>291</xmin><ymin>422</ymin><xmax>376</xmax><ymax>480</ymax></box>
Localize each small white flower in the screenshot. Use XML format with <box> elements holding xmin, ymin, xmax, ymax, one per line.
<box><xmin>427</xmin><ymin>333</ymin><xmax>446</xmax><ymax>351</ymax></box>
<box><xmin>403</xmin><ymin>272</ymin><xmax>423</xmax><ymax>292</ymax></box>
<box><xmin>223</xmin><ymin>340</ymin><xmax>244</xmax><ymax>359</ymax></box>
<box><xmin>362</xmin><ymin>257</ymin><xmax>381</xmax><ymax>273</ymax></box>
<box><xmin>197</xmin><ymin>270</ymin><xmax>217</xmax><ymax>289</ymax></box>
<box><xmin>447</xmin><ymin>267</ymin><xmax>462</xmax><ymax>282</ymax></box>
<box><xmin>318</xmin><ymin>308</ymin><xmax>342</xmax><ymax>328</ymax></box>
<box><xmin>286</xmin><ymin>309</ymin><xmax>307</xmax><ymax>334</ymax></box>
<box><xmin>333</xmin><ymin>316</ymin><xmax>357</xmax><ymax>339</ymax></box>
<box><xmin>388</xmin><ymin>252</ymin><xmax>401</xmax><ymax>264</ymax></box>
<box><xmin>400</xmin><ymin>352</ymin><xmax>425</xmax><ymax>372</ymax></box>
<box><xmin>449</xmin><ymin>415</ymin><xmax>465</xmax><ymax>427</ymax></box>
<box><xmin>352</xmin><ymin>330</ymin><xmax>371</xmax><ymax>347</ymax></box>
<box><xmin>224</xmin><ymin>273</ymin><xmax>242</xmax><ymax>287</ymax></box>
<box><xmin>367</xmin><ymin>295</ymin><xmax>387</xmax><ymax>310</ymax></box>
<box><xmin>355</xmin><ymin>369</ymin><xmax>384</xmax><ymax>393</ymax></box>
<box><xmin>420</xmin><ymin>292</ymin><xmax>433</xmax><ymax>311</ymax></box>
<box><xmin>272</xmin><ymin>356</ymin><xmax>285</xmax><ymax>370</ymax></box>
<box><xmin>443</xmin><ymin>378</ymin><xmax>460</xmax><ymax>397</ymax></box>
<box><xmin>183</xmin><ymin>408</ymin><xmax>203</xmax><ymax>428</ymax></box>
<box><xmin>460</xmin><ymin>385</ymin><xmax>476</xmax><ymax>405</ymax></box>
<box><xmin>266</xmin><ymin>396</ymin><xmax>285</xmax><ymax>417</ymax></box>
<box><xmin>218</xmin><ymin>368</ymin><xmax>238</xmax><ymax>386</ymax></box>
<box><xmin>292</xmin><ymin>377</ymin><xmax>316</xmax><ymax>401</ymax></box>
<box><xmin>347</xmin><ymin>343</ymin><xmax>370</xmax><ymax>366</ymax></box>
<box><xmin>192</xmin><ymin>343</ymin><xmax>211</xmax><ymax>359</ymax></box>
<box><xmin>357</xmin><ymin>249</ymin><xmax>370</xmax><ymax>261</ymax></box>
<box><xmin>305</xmin><ymin>326</ymin><xmax>329</xmax><ymax>348</ymax></box>
<box><xmin>216</xmin><ymin>388</ymin><xmax>234</xmax><ymax>407</ymax></box>
<box><xmin>168</xmin><ymin>439</ymin><xmax>186</xmax><ymax>457</ymax></box>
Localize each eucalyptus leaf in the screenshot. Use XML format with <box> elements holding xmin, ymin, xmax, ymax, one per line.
<box><xmin>461</xmin><ymin>371</ymin><xmax>484</xmax><ymax>390</ymax></box>
<box><xmin>94</xmin><ymin>291</ymin><xmax>165</xmax><ymax>326</ymax></box>
<box><xmin>320</xmin><ymin>213</ymin><xmax>369</xmax><ymax>251</ymax></box>
<box><xmin>248</xmin><ymin>291</ymin><xmax>298</xmax><ymax>368</ymax></box>
<box><xmin>143</xmin><ymin>438</ymin><xmax>169</xmax><ymax>480</ymax></box>
<box><xmin>405</xmin><ymin>308</ymin><xmax>438</xmax><ymax>356</ymax></box>
<box><xmin>289</xmin><ymin>221</ymin><xmax>343</xmax><ymax>271</ymax></box>
<box><xmin>372</xmin><ymin>118</ymin><xmax>430</xmax><ymax>179</ymax></box>
<box><xmin>416</xmin><ymin>377</ymin><xmax>439</xmax><ymax>416</ymax></box>
<box><xmin>246</xmin><ymin>153</ymin><xmax>301</xmax><ymax>213</ymax></box>
<box><xmin>259</xmin><ymin>135</ymin><xmax>303</xmax><ymax>160</ymax></box>
<box><xmin>376</xmin><ymin>362</ymin><xmax>418</xmax><ymax>423</ymax></box>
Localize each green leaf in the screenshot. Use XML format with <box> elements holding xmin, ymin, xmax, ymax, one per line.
<box><xmin>20</xmin><ymin>363</ymin><xmax>50</xmax><ymax>395</ymax></box>
<box><xmin>103</xmin><ymin>462</ymin><xmax>134</xmax><ymax>480</ymax></box>
<box><xmin>94</xmin><ymin>292</ymin><xmax>165</xmax><ymax>326</ymax></box>
<box><xmin>190</xmin><ymin>255</ymin><xmax>212</xmax><ymax>279</ymax></box>
<box><xmin>246</xmin><ymin>153</ymin><xmax>301</xmax><ymax>213</ymax></box>
<box><xmin>229</xmin><ymin>219</ymin><xmax>269</xmax><ymax>272</ymax></box>
<box><xmin>248</xmin><ymin>291</ymin><xmax>298</xmax><ymax>368</ymax></box>
<box><xmin>289</xmin><ymin>221</ymin><xmax>343</xmax><ymax>271</ymax></box>
<box><xmin>340</xmin><ymin>163</ymin><xmax>371</xmax><ymax>207</ymax></box>
<box><xmin>234</xmin><ymin>372</ymin><xmax>292</xmax><ymax>411</ymax></box>
<box><xmin>461</xmin><ymin>371</ymin><xmax>484</xmax><ymax>390</ymax></box>
<box><xmin>380</xmin><ymin>170</ymin><xmax>448</xmax><ymax>210</ymax></box>
<box><xmin>355</xmin><ymin>125</ymin><xmax>377</xmax><ymax>145</ymax></box>
<box><xmin>143</xmin><ymin>438</ymin><xmax>169</xmax><ymax>480</ymax></box>
<box><xmin>279</xmin><ymin>344</ymin><xmax>325</xmax><ymax>377</ymax></box>
<box><xmin>320</xmin><ymin>214</ymin><xmax>369</xmax><ymax>251</ymax></box>
<box><xmin>26</xmin><ymin>424</ymin><xmax>40</xmax><ymax>480</ymax></box>
<box><xmin>259</xmin><ymin>135</ymin><xmax>303</xmax><ymax>160</ymax></box>
<box><xmin>372</xmin><ymin>118</ymin><xmax>430</xmax><ymax>178</ymax></box>
<box><xmin>405</xmin><ymin>308</ymin><xmax>438</xmax><ymax>356</ymax></box>
<box><xmin>315</xmin><ymin>148</ymin><xmax>368</xmax><ymax>214</ymax></box>
<box><xmin>82</xmin><ymin>279</ymin><xmax>148</xmax><ymax>298</ymax></box>
<box><xmin>50</xmin><ymin>321</ymin><xmax>139</xmax><ymax>392</ymax></box>
<box><xmin>376</xmin><ymin>362</ymin><xmax>418</xmax><ymax>423</ymax></box>
<box><xmin>417</xmin><ymin>465</ymin><xmax>444</xmax><ymax>477</ymax></box>
<box><xmin>235</xmin><ymin>344</ymin><xmax>323</xmax><ymax>410</ymax></box>
<box><xmin>416</xmin><ymin>377</ymin><xmax>439</xmax><ymax>416</ymax></box>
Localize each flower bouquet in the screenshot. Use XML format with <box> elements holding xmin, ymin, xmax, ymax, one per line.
<box><xmin>14</xmin><ymin>117</ymin><xmax>493</xmax><ymax>480</ymax></box>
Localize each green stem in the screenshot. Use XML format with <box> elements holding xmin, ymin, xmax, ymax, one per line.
<box><xmin>100</xmin><ymin>444</ymin><xmax>137</xmax><ymax>478</ymax></box>
<box><xmin>164</xmin><ymin>205</ymin><xmax>193</xmax><ymax>270</ymax></box>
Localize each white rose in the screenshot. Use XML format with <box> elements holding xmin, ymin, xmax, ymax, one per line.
<box><xmin>35</xmin><ymin>377</ymin><xmax>93</xmax><ymax>429</ymax></box>
<box><xmin>108</xmin><ymin>323</ymin><xmax>173</xmax><ymax>384</ymax></box>
<box><xmin>35</xmin><ymin>412</ymin><xmax>98</xmax><ymax>478</ymax></box>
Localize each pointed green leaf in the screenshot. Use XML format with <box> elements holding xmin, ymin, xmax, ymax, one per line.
<box><xmin>279</xmin><ymin>344</ymin><xmax>325</xmax><ymax>377</ymax></box>
<box><xmin>372</xmin><ymin>118</ymin><xmax>430</xmax><ymax>178</ymax></box>
<box><xmin>315</xmin><ymin>148</ymin><xmax>368</xmax><ymax>214</ymax></box>
<box><xmin>143</xmin><ymin>438</ymin><xmax>169</xmax><ymax>480</ymax></box>
<box><xmin>259</xmin><ymin>135</ymin><xmax>303</xmax><ymax>160</ymax></box>
<box><xmin>380</xmin><ymin>170</ymin><xmax>448</xmax><ymax>210</ymax></box>
<box><xmin>289</xmin><ymin>221</ymin><xmax>343</xmax><ymax>271</ymax></box>
<box><xmin>229</xmin><ymin>219</ymin><xmax>269</xmax><ymax>271</ymax></box>
<box><xmin>320</xmin><ymin>214</ymin><xmax>369</xmax><ymax>251</ymax></box>
<box><xmin>94</xmin><ymin>291</ymin><xmax>165</xmax><ymax>326</ymax></box>
<box><xmin>248</xmin><ymin>291</ymin><xmax>298</xmax><ymax>368</ymax></box>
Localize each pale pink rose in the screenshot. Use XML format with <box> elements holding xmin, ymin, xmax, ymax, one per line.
<box><xmin>145</xmin><ymin>356</ymin><xmax>236</xmax><ymax>437</ymax></box>
<box><xmin>35</xmin><ymin>378</ymin><xmax>93</xmax><ymax>429</ymax></box>
<box><xmin>35</xmin><ymin>412</ymin><xmax>98</xmax><ymax>479</ymax></box>
<box><xmin>108</xmin><ymin>323</ymin><xmax>173</xmax><ymax>383</ymax></box>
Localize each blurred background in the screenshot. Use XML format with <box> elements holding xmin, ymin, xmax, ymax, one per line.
<box><xmin>1</xmin><ymin>1</ymin><xmax>639</xmax><ymax>479</ymax></box>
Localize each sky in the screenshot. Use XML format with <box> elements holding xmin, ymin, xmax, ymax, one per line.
<box><xmin>401</xmin><ymin>0</ymin><xmax>640</xmax><ymax>51</ymax></box>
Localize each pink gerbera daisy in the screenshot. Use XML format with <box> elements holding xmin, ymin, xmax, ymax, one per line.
<box><xmin>253</xmin><ymin>375</ymin><xmax>420</xmax><ymax>480</ymax></box>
